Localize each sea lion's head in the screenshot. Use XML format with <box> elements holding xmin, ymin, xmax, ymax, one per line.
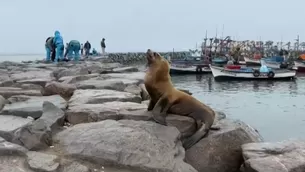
<box><xmin>146</xmin><ymin>49</ymin><xmax>170</xmax><ymax>74</ymax></box>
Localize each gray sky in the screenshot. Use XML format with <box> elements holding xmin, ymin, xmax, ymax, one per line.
<box><xmin>0</xmin><ymin>0</ymin><xmax>304</xmax><ymax>54</ymax></box>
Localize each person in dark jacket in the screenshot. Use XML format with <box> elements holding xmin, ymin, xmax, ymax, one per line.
<box><xmin>84</xmin><ymin>41</ymin><xmax>91</xmax><ymax>57</ymax></box>
<box><xmin>101</xmin><ymin>38</ymin><xmax>106</xmax><ymax>55</ymax></box>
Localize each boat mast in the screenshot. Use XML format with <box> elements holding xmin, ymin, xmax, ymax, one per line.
<box><xmin>203</xmin><ymin>30</ymin><xmax>208</xmax><ymax>57</ymax></box>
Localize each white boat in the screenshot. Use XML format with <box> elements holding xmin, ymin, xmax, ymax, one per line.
<box><xmin>293</xmin><ymin>61</ymin><xmax>305</xmax><ymax>72</ymax></box>
<box><xmin>209</xmin><ymin>64</ymin><xmax>296</xmax><ymax>80</ymax></box>
<box><xmin>244</xmin><ymin>57</ymin><xmax>261</xmax><ymax>65</ymax></box>
<box><xmin>170</xmin><ymin>64</ymin><xmax>211</xmax><ymax>74</ymax></box>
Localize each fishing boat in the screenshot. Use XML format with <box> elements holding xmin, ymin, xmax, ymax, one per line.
<box><xmin>293</xmin><ymin>60</ymin><xmax>305</xmax><ymax>72</ymax></box>
<box><xmin>244</xmin><ymin>57</ymin><xmax>262</xmax><ymax>66</ymax></box>
<box><xmin>170</xmin><ymin>63</ymin><xmax>211</xmax><ymax>74</ymax></box>
<box><xmin>209</xmin><ymin>64</ymin><xmax>296</xmax><ymax>80</ymax></box>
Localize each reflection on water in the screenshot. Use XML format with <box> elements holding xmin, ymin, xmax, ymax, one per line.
<box><xmin>172</xmin><ymin>74</ymin><xmax>305</xmax><ymax>142</ymax></box>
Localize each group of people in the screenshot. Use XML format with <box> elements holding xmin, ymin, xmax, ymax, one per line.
<box><xmin>45</xmin><ymin>31</ymin><xmax>107</xmax><ymax>62</ymax></box>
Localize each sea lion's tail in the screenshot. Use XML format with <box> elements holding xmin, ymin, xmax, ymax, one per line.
<box><xmin>182</xmin><ymin>110</ymin><xmax>220</xmax><ymax>149</ymax></box>
<box><xmin>182</xmin><ymin>124</ymin><xmax>210</xmax><ymax>149</ymax></box>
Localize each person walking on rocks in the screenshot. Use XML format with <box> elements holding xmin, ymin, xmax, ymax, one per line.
<box><xmin>101</xmin><ymin>38</ymin><xmax>106</xmax><ymax>55</ymax></box>
<box><xmin>80</xmin><ymin>43</ymin><xmax>84</xmax><ymax>55</ymax></box>
<box><xmin>84</xmin><ymin>41</ymin><xmax>91</xmax><ymax>57</ymax></box>
<box><xmin>52</xmin><ymin>30</ymin><xmax>64</xmax><ymax>62</ymax></box>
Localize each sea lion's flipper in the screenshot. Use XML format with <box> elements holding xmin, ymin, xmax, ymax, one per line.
<box><xmin>182</xmin><ymin>124</ymin><xmax>210</xmax><ymax>149</ymax></box>
<box><xmin>147</xmin><ymin>99</ymin><xmax>156</xmax><ymax>111</ymax></box>
<box><xmin>152</xmin><ymin>96</ymin><xmax>171</xmax><ymax>126</ymax></box>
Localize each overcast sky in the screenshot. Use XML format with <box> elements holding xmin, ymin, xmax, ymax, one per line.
<box><xmin>0</xmin><ymin>0</ymin><xmax>304</xmax><ymax>54</ymax></box>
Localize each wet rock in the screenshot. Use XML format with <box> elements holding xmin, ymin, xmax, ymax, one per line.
<box><xmin>0</xmin><ymin>137</ymin><xmax>28</xmax><ymax>156</ymax></box>
<box><xmin>26</xmin><ymin>151</ymin><xmax>59</xmax><ymax>172</ymax></box>
<box><xmin>0</xmin><ymin>87</ymin><xmax>41</xmax><ymax>98</ymax></box>
<box><xmin>54</xmin><ymin>119</ymin><xmax>197</xmax><ymax>172</ymax></box>
<box><xmin>0</xmin><ymin>115</ymin><xmax>33</xmax><ymax>141</ymax></box>
<box><xmin>17</xmin><ymin>78</ymin><xmax>55</xmax><ymax>87</ymax></box>
<box><xmin>112</xmin><ymin>66</ymin><xmax>139</xmax><ymax>73</ymax></box>
<box><xmin>241</xmin><ymin>140</ymin><xmax>305</xmax><ymax>172</ymax></box>
<box><xmin>42</xmin><ymin>81</ymin><xmax>76</xmax><ymax>100</ymax></box>
<box><xmin>75</xmin><ymin>78</ymin><xmax>126</xmax><ymax>91</ymax></box>
<box><xmin>40</xmin><ymin>101</ymin><xmax>65</xmax><ymax>131</ymax></box>
<box><xmin>12</xmin><ymin>118</ymin><xmax>52</xmax><ymax>150</ymax></box>
<box><xmin>185</xmin><ymin>119</ymin><xmax>263</xmax><ymax>172</ymax></box>
<box><xmin>1</xmin><ymin>95</ymin><xmax>66</xmax><ymax>119</ymax></box>
<box><xmin>62</xmin><ymin>162</ymin><xmax>90</xmax><ymax>172</ymax></box>
<box><xmin>68</xmin><ymin>89</ymin><xmax>142</xmax><ymax>107</ymax></box>
<box><xmin>66</xmin><ymin>101</ymin><xmax>147</xmax><ymax>124</ymax></box>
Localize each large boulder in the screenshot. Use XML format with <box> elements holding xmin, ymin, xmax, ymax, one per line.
<box><xmin>75</xmin><ymin>78</ymin><xmax>127</xmax><ymax>91</ymax></box>
<box><xmin>0</xmin><ymin>115</ymin><xmax>33</xmax><ymax>141</ymax></box>
<box><xmin>42</xmin><ymin>81</ymin><xmax>76</xmax><ymax>100</ymax></box>
<box><xmin>10</xmin><ymin>70</ymin><xmax>53</xmax><ymax>81</ymax></box>
<box><xmin>68</xmin><ymin>89</ymin><xmax>142</xmax><ymax>107</ymax></box>
<box><xmin>1</xmin><ymin>95</ymin><xmax>66</xmax><ymax>119</ymax></box>
<box><xmin>12</xmin><ymin>101</ymin><xmax>65</xmax><ymax>150</ymax></box>
<box><xmin>241</xmin><ymin>140</ymin><xmax>305</xmax><ymax>172</ymax></box>
<box><xmin>66</xmin><ymin>101</ymin><xmax>147</xmax><ymax>124</ymax></box>
<box><xmin>54</xmin><ymin>120</ymin><xmax>198</xmax><ymax>172</ymax></box>
<box><xmin>185</xmin><ymin>119</ymin><xmax>264</xmax><ymax>172</ymax></box>
<box><xmin>26</xmin><ymin>151</ymin><xmax>59</xmax><ymax>172</ymax></box>
<box><xmin>0</xmin><ymin>87</ymin><xmax>41</xmax><ymax>98</ymax></box>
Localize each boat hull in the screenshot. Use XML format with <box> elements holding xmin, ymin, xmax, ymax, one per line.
<box><xmin>244</xmin><ymin>57</ymin><xmax>261</xmax><ymax>66</ymax></box>
<box><xmin>209</xmin><ymin>64</ymin><xmax>296</xmax><ymax>81</ymax></box>
<box><xmin>170</xmin><ymin>65</ymin><xmax>211</xmax><ymax>74</ymax></box>
<box><xmin>294</xmin><ymin>61</ymin><xmax>305</xmax><ymax>72</ymax></box>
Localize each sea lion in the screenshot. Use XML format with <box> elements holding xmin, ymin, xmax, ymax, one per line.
<box><xmin>144</xmin><ymin>49</ymin><xmax>220</xmax><ymax>149</ymax></box>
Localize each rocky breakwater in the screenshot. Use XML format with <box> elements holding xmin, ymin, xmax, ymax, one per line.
<box><xmin>0</xmin><ymin>60</ymin><xmax>303</xmax><ymax>172</ymax></box>
<box><xmin>105</xmin><ymin>51</ymin><xmax>190</xmax><ymax>64</ymax></box>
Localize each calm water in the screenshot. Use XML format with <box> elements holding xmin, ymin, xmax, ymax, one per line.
<box><xmin>0</xmin><ymin>54</ymin><xmax>44</xmax><ymax>62</ymax></box>
<box><xmin>172</xmin><ymin>74</ymin><xmax>305</xmax><ymax>142</ymax></box>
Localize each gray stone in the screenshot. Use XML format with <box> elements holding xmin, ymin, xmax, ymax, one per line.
<box><xmin>75</xmin><ymin>78</ymin><xmax>126</xmax><ymax>91</ymax></box>
<box><xmin>0</xmin><ymin>115</ymin><xmax>33</xmax><ymax>141</ymax></box>
<box><xmin>12</xmin><ymin>119</ymin><xmax>52</xmax><ymax>150</ymax></box>
<box><xmin>54</xmin><ymin>120</ymin><xmax>197</xmax><ymax>172</ymax></box>
<box><xmin>0</xmin><ymin>87</ymin><xmax>41</xmax><ymax>98</ymax></box>
<box><xmin>124</xmin><ymin>84</ymin><xmax>142</xmax><ymax>95</ymax></box>
<box><xmin>62</xmin><ymin>162</ymin><xmax>90</xmax><ymax>172</ymax></box>
<box><xmin>0</xmin><ymin>138</ymin><xmax>28</xmax><ymax>156</ymax></box>
<box><xmin>66</xmin><ymin>101</ymin><xmax>148</xmax><ymax>124</ymax></box>
<box><xmin>68</xmin><ymin>89</ymin><xmax>142</xmax><ymax>107</ymax></box>
<box><xmin>16</xmin><ymin>78</ymin><xmax>54</xmax><ymax>87</ymax></box>
<box><xmin>185</xmin><ymin>119</ymin><xmax>263</xmax><ymax>172</ymax></box>
<box><xmin>241</xmin><ymin>140</ymin><xmax>305</xmax><ymax>172</ymax></box>
<box><xmin>10</xmin><ymin>70</ymin><xmax>53</xmax><ymax>81</ymax></box>
<box><xmin>0</xmin><ymin>95</ymin><xmax>9</xmax><ymax>111</ymax></box>
<box><xmin>112</xmin><ymin>66</ymin><xmax>139</xmax><ymax>73</ymax></box>
<box><xmin>102</xmin><ymin>72</ymin><xmax>145</xmax><ymax>83</ymax></box>
<box><xmin>1</xmin><ymin>95</ymin><xmax>66</xmax><ymax>119</ymax></box>
<box><xmin>20</xmin><ymin>84</ymin><xmax>43</xmax><ymax>90</ymax></box>
<box><xmin>40</xmin><ymin>101</ymin><xmax>65</xmax><ymax>131</ymax></box>
<box><xmin>58</xmin><ymin>73</ymin><xmax>99</xmax><ymax>83</ymax></box>
<box><xmin>0</xmin><ymin>156</ymin><xmax>34</xmax><ymax>172</ymax></box>
<box><xmin>26</xmin><ymin>151</ymin><xmax>59</xmax><ymax>172</ymax></box>
<box><xmin>0</xmin><ymin>80</ymin><xmax>14</xmax><ymax>87</ymax></box>
<box><xmin>42</xmin><ymin>81</ymin><xmax>76</xmax><ymax>100</ymax></box>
